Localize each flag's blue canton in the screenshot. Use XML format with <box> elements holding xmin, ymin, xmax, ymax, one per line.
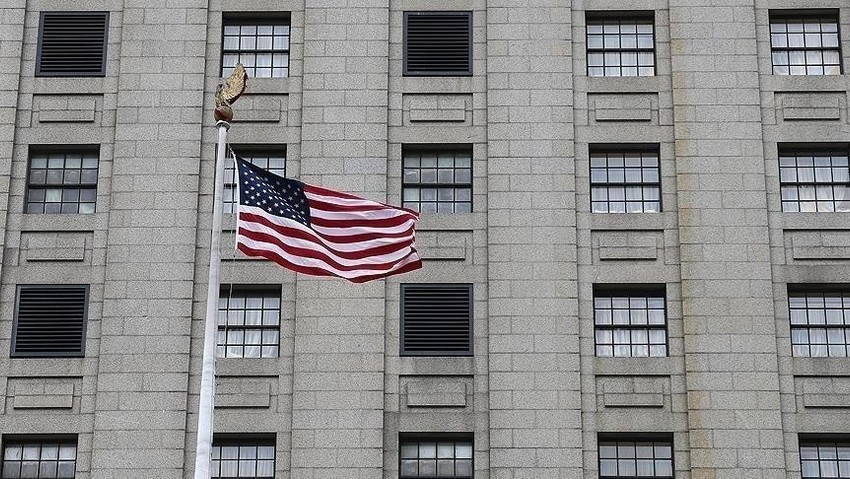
<box><xmin>237</xmin><ymin>159</ymin><xmax>311</xmax><ymax>227</ymax></box>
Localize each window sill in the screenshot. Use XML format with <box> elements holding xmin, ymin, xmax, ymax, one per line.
<box><xmin>761</xmin><ymin>74</ymin><xmax>848</xmax><ymax>92</ymax></box>
<box><xmin>216</xmin><ymin>357</ymin><xmax>289</xmax><ymax>376</ymax></box>
<box><xmin>587</xmin><ymin>212</ymin><xmax>669</xmax><ymax>231</ymax></box>
<box><xmin>33</xmin><ymin>76</ymin><xmax>107</xmax><ymax>95</ymax></box>
<box><xmin>776</xmin><ymin>212</ymin><xmax>850</xmax><ymax>230</ymax></box>
<box><xmin>593</xmin><ymin>356</ymin><xmax>677</xmax><ymax>376</ymax></box>
<box><xmin>583</xmin><ymin>75</ymin><xmax>667</xmax><ymax>93</ymax></box>
<box><xmin>791</xmin><ymin>356</ymin><xmax>850</xmax><ymax>376</ymax></box>
<box><xmin>396</xmin><ymin>356</ymin><xmax>476</xmax><ymax>376</ymax></box>
<box><xmin>20</xmin><ymin>213</ymin><xmax>102</xmax><ymax>231</ymax></box>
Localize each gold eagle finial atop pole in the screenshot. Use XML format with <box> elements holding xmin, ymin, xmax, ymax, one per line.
<box><xmin>214</xmin><ymin>63</ymin><xmax>248</xmax><ymax>122</ymax></box>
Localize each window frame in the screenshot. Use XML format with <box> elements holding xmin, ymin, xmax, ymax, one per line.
<box><xmin>778</xmin><ymin>145</ymin><xmax>850</xmax><ymax>213</ymax></box>
<box><xmin>399</xmin><ymin>433</ymin><xmax>473</xmax><ymax>479</ymax></box>
<box><xmin>787</xmin><ymin>285</ymin><xmax>850</xmax><ymax>358</ymax></box>
<box><xmin>585</xmin><ymin>11</ymin><xmax>657</xmax><ymax>77</ymax></box>
<box><xmin>593</xmin><ymin>284</ymin><xmax>668</xmax><ymax>358</ymax></box>
<box><xmin>36</xmin><ymin>11</ymin><xmax>109</xmax><ymax>77</ymax></box>
<box><xmin>403</xmin><ymin>11</ymin><xmax>473</xmax><ymax>76</ymax></box>
<box><xmin>217</xmin><ymin>285</ymin><xmax>282</xmax><ymax>359</ymax></box>
<box><xmin>597</xmin><ymin>433</ymin><xmax>674</xmax><ymax>479</ymax></box>
<box><xmin>25</xmin><ymin>146</ymin><xmax>100</xmax><ymax>215</ymax></box>
<box><xmin>400</xmin><ymin>284</ymin><xmax>474</xmax><ymax>357</ymax></box>
<box><xmin>1</xmin><ymin>434</ymin><xmax>78</xmax><ymax>479</ymax></box>
<box><xmin>225</xmin><ymin>147</ymin><xmax>287</xmax><ymax>214</ymax></box>
<box><xmin>799</xmin><ymin>434</ymin><xmax>850</xmax><ymax>479</ymax></box>
<box><xmin>211</xmin><ymin>434</ymin><xmax>276</xmax><ymax>479</ymax></box>
<box><xmin>402</xmin><ymin>145</ymin><xmax>473</xmax><ymax>215</ymax></box>
<box><xmin>589</xmin><ymin>144</ymin><xmax>662</xmax><ymax>214</ymax></box>
<box><xmin>769</xmin><ymin>10</ymin><xmax>842</xmax><ymax>76</ymax></box>
<box><xmin>220</xmin><ymin>15</ymin><xmax>291</xmax><ymax>79</ymax></box>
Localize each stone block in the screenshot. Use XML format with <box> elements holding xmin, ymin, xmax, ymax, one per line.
<box><xmin>401</xmin><ymin>376</ymin><xmax>472</xmax><ymax>408</ymax></box>
<box><xmin>232</xmin><ymin>94</ymin><xmax>288</xmax><ymax>124</ymax></box>
<box><xmin>34</xmin><ymin>94</ymin><xmax>100</xmax><ymax>123</ymax></box>
<box><xmin>404</xmin><ymin>94</ymin><xmax>471</xmax><ymax>124</ymax></box>
<box><xmin>776</xmin><ymin>91</ymin><xmax>844</xmax><ymax>122</ymax></box>
<box><xmin>7</xmin><ymin>377</ymin><xmax>81</xmax><ymax>410</ymax></box>
<box><xmin>215</xmin><ymin>376</ymin><xmax>274</xmax><ymax>409</ymax></box>
<box><xmin>416</xmin><ymin>230</ymin><xmax>471</xmax><ymax>261</ymax></box>
<box><xmin>589</xmin><ymin>93</ymin><xmax>656</xmax><ymax>122</ymax></box>
<box><xmin>596</xmin><ymin>375</ymin><xmax>669</xmax><ymax>410</ymax></box>
<box><xmin>593</xmin><ymin>230</ymin><xmax>662</xmax><ymax>262</ymax></box>
<box><xmin>20</xmin><ymin>231</ymin><xmax>92</xmax><ymax>263</ymax></box>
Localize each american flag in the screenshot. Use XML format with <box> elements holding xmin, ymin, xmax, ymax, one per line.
<box><xmin>234</xmin><ymin>157</ymin><xmax>422</xmax><ymax>282</ymax></box>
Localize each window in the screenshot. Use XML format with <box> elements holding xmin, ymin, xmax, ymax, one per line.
<box><xmin>399</xmin><ymin>435</ymin><xmax>472</xmax><ymax>478</ymax></box>
<box><xmin>401</xmin><ymin>284</ymin><xmax>472</xmax><ymax>356</ymax></box>
<box><xmin>594</xmin><ymin>286</ymin><xmax>667</xmax><ymax>358</ymax></box>
<box><xmin>1</xmin><ymin>436</ymin><xmax>77</xmax><ymax>479</ymax></box>
<box><xmin>12</xmin><ymin>286</ymin><xmax>88</xmax><ymax>358</ymax></box>
<box><xmin>598</xmin><ymin>435</ymin><xmax>673</xmax><ymax>478</ymax></box>
<box><xmin>770</xmin><ymin>12</ymin><xmax>841</xmax><ymax>75</ymax></box>
<box><xmin>225</xmin><ymin>150</ymin><xmax>286</xmax><ymax>214</ymax></box>
<box><xmin>404</xmin><ymin>12</ymin><xmax>472</xmax><ymax>76</ymax></box>
<box><xmin>779</xmin><ymin>147</ymin><xmax>850</xmax><ymax>212</ymax></box>
<box><xmin>217</xmin><ymin>287</ymin><xmax>280</xmax><ymax>358</ymax></box>
<box><xmin>36</xmin><ymin>12</ymin><xmax>108</xmax><ymax>76</ymax></box>
<box><xmin>789</xmin><ymin>289</ymin><xmax>850</xmax><ymax>357</ymax></box>
<box><xmin>800</xmin><ymin>437</ymin><xmax>850</xmax><ymax>478</ymax></box>
<box><xmin>222</xmin><ymin>18</ymin><xmax>290</xmax><ymax>78</ymax></box>
<box><xmin>586</xmin><ymin>14</ymin><xmax>655</xmax><ymax>77</ymax></box>
<box><xmin>212</xmin><ymin>435</ymin><xmax>275</xmax><ymax>479</ymax></box>
<box><xmin>26</xmin><ymin>149</ymin><xmax>98</xmax><ymax>214</ymax></box>
<box><xmin>590</xmin><ymin>147</ymin><xmax>661</xmax><ymax>213</ymax></box>
<box><xmin>403</xmin><ymin>147</ymin><xmax>472</xmax><ymax>214</ymax></box>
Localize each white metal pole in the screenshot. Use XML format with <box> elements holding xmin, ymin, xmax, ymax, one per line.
<box><xmin>194</xmin><ymin>120</ymin><xmax>230</xmax><ymax>478</ymax></box>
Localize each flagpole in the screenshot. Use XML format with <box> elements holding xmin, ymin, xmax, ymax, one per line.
<box><xmin>194</xmin><ymin>119</ymin><xmax>229</xmax><ymax>478</ymax></box>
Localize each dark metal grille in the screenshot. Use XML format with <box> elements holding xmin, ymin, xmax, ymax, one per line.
<box><xmin>36</xmin><ymin>12</ymin><xmax>108</xmax><ymax>76</ymax></box>
<box><xmin>771</xmin><ymin>15</ymin><xmax>841</xmax><ymax>75</ymax></box>
<box><xmin>780</xmin><ymin>149</ymin><xmax>850</xmax><ymax>212</ymax></box>
<box><xmin>403</xmin><ymin>149</ymin><xmax>472</xmax><ymax>214</ymax></box>
<box><xmin>400</xmin><ymin>438</ymin><xmax>473</xmax><ymax>478</ymax></box>
<box><xmin>217</xmin><ymin>288</ymin><xmax>280</xmax><ymax>358</ymax></box>
<box><xmin>1</xmin><ymin>439</ymin><xmax>77</xmax><ymax>479</ymax></box>
<box><xmin>401</xmin><ymin>284</ymin><xmax>472</xmax><ymax>356</ymax></box>
<box><xmin>222</xmin><ymin>21</ymin><xmax>290</xmax><ymax>78</ymax></box>
<box><xmin>790</xmin><ymin>291</ymin><xmax>850</xmax><ymax>357</ymax></box>
<box><xmin>26</xmin><ymin>151</ymin><xmax>98</xmax><ymax>214</ymax></box>
<box><xmin>599</xmin><ymin>439</ymin><xmax>673</xmax><ymax>478</ymax></box>
<box><xmin>586</xmin><ymin>17</ymin><xmax>655</xmax><ymax>77</ymax></box>
<box><xmin>404</xmin><ymin>12</ymin><xmax>472</xmax><ymax>76</ymax></box>
<box><xmin>225</xmin><ymin>151</ymin><xmax>286</xmax><ymax>214</ymax></box>
<box><xmin>12</xmin><ymin>286</ymin><xmax>88</xmax><ymax>358</ymax></box>
<box><xmin>594</xmin><ymin>293</ymin><xmax>667</xmax><ymax>358</ymax></box>
<box><xmin>801</xmin><ymin>441</ymin><xmax>850</xmax><ymax>478</ymax></box>
<box><xmin>212</xmin><ymin>438</ymin><xmax>275</xmax><ymax>479</ymax></box>
<box><xmin>590</xmin><ymin>149</ymin><xmax>660</xmax><ymax>213</ymax></box>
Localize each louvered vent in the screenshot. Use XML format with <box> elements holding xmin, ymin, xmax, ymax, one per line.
<box><xmin>37</xmin><ymin>12</ymin><xmax>109</xmax><ymax>76</ymax></box>
<box><xmin>404</xmin><ymin>12</ymin><xmax>472</xmax><ymax>75</ymax></box>
<box><xmin>401</xmin><ymin>284</ymin><xmax>472</xmax><ymax>356</ymax></box>
<box><xmin>13</xmin><ymin>286</ymin><xmax>88</xmax><ymax>357</ymax></box>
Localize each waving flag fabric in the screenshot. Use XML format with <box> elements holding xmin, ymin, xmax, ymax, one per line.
<box><xmin>234</xmin><ymin>157</ymin><xmax>422</xmax><ymax>283</ymax></box>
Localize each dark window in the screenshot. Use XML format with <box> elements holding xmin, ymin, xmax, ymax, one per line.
<box><xmin>217</xmin><ymin>287</ymin><xmax>280</xmax><ymax>358</ymax></box>
<box><xmin>586</xmin><ymin>14</ymin><xmax>655</xmax><ymax>77</ymax></box>
<box><xmin>225</xmin><ymin>150</ymin><xmax>286</xmax><ymax>214</ymax></box>
<box><xmin>404</xmin><ymin>12</ymin><xmax>472</xmax><ymax>76</ymax></box>
<box><xmin>222</xmin><ymin>18</ymin><xmax>290</xmax><ymax>78</ymax></box>
<box><xmin>399</xmin><ymin>435</ymin><xmax>473</xmax><ymax>478</ymax></box>
<box><xmin>403</xmin><ymin>147</ymin><xmax>472</xmax><ymax>214</ymax></box>
<box><xmin>212</xmin><ymin>435</ymin><xmax>275</xmax><ymax>479</ymax></box>
<box><xmin>590</xmin><ymin>147</ymin><xmax>661</xmax><ymax>213</ymax></box>
<box><xmin>779</xmin><ymin>147</ymin><xmax>850</xmax><ymax>212</ymax></box>
<box><xmin>12</xmin><ymin>286</ymin><xmax>88</xmax><ymax>358</ymax></box>
<box><xmin>26</xmin><ymin>149</ymin><xmax>98</xmax><ymax>214</ymax></box>
<box><xmin>598</xmin><ymin>435</ymin><xmax>674</xmax><ymax>478</ymax></box>
<box><xmin>771</xmin><ymin>12</ymin><xmax>841</xmax><ymax>75</ymax></box>
<box><xmin>800</xmin><ymin>437</ymin><xmax>850</xmax><ymax>478</ymax></box>
<box><xmin>1</xmin><ymin>436</ymin><xmax>77</xmax><ymax>478</ymax></box>
<box><xmin>36</xmin><ymin>12</ymin><xmax>108</xmax><ymax>76</ymax></box>
<box><xmin>594</xmin><ymin>286</ymin><xmax>667</xmax><ymax>358</ymax></box>
<box><xmin>789</xmin><ymin>289</ymin><xmax>850</xmax><ymax>357</ymax></box>
<box><xmin>401</xmin><ymin>284</ymin><xmax>472</xmax><ymax>356</ymax></box>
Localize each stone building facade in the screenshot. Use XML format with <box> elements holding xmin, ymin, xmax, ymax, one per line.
<box><xmin>0</xmin><ymin>0</ymin><xmax>849</xmax><ymax>478</ymax></box>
